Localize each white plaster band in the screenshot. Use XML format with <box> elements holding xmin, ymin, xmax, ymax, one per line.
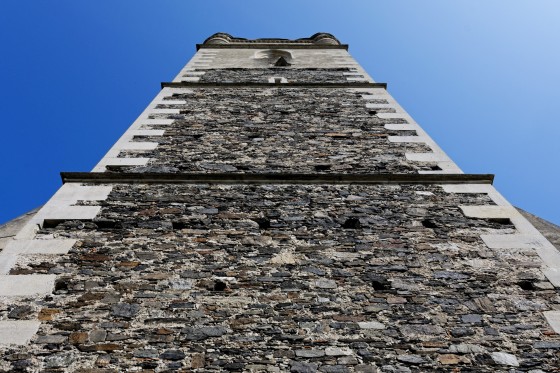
<box><xmin>481</xmin><ymin>234</ymin><xmax>548</xmax><ymax>249</ymax></box>
<box><xmin>38</xmin><ymin>206</ymin><xmax>102</xmax><ymax>221</ymax></box>
<box><xmin>181</xmin><ymin>71</ymin><xmax>206</xmax><ymax>76</ymax></box>
<box><xmin>534</xmin><ymin>248</ymin><xmax>560</xmax><ymax>275</ymax></box>
<box><xmin>388</xmin><ymin>136</ymin><xmax>428</xmax><ymax>143</ymax></box>
<box><xmin>459</xmin><ymin>205</ymin><xmax>517</xmax><ymax>219</ymax></box>
<box><xmin>543</xmin><ymin>268</ymin><xmax>560</xmax><ymax>288</ymax></box>
<box><xmin>349</xmin><ymin>88</ymin><xmax>384</xmax><ymax>93</ymax></box>
<box><xmin>442</xmin><ymin>184</ymin><xmax>494</xmax><ymax>194</ymax></box>
<box><xmin>181</xmin><ymin>77</ymin><xmax>201</xmax><ymax>82</ymax></box>
<box><xmin>155</xmin><ymin>100</ymin><xmax>187</xmax><ymax>106</ymax></box>
<box><xmin>117</xmin><ymin>142</ymin><xmax>158</xmax><ymax>151</ymax></box>
<box><xmin>405</xmin><ymin>153</ymin><xmax>450</xmax><ymax>162</ymax></box>
<box><xmin>346</xmin><ymin>77</ymin><xmax>367</xmax><ymax>82</ymax></box>
<box><xmin>165</xmin><ymin>88</ymin><xmax>194</xmax><ymax>94</ymax></box>
<box><xmin>150</xmin><ymin>108</ymin><xmax>181</xmax><ymax>115</ymax></box>
<box><xmin>384</xmin><ymin>124</ymin><xmax>412</xmax><ymax>131</ymax></box>
<box><xmin>543</xmin><ymin>311</ymin><xmax>560</xmax><ymax>334</ymax></box>
<box><xmin>361</xmin><ymin>93</ymin><xmax>387</xmax><ymax>99</ymax></box>
<box><xmin>51</xmin><ymin>184</ymin><xmax>112</xmax><ymax>203</ymax></box>
<box><xmin>376</xmin><ymin>113</ymin><xmax>409</xmax><ymax>120</ymax></box>
<box><xmin>0</xmin><ymin>239</ymin><xmax>77</xmax><ymax>275</ymax></box>
<box><xmin>3</xmin><ymin>239</ymin><xmax>77</xmax><ymax>255</ymax></box>
<box><xmin>0</xmin><ymin>275</ymin><xmax>56</xmax><ymax>297</ymax></box>
<box><xmin>0</xmin><ymin>255</ymin><xmax>17</xmax><ymax>275</ymax></box>
<box><xmin>141</xmin><ymin>119</ymin><xmax>175</xmax><ymax>126</ymax></box>
<box><xmin>418</xmin><ymin>162</ymin><xmax>462</xmax><ymax>174</ymax></box>
<box><xmin>0</xmin><ymin>321</ymin><xmax>41</xmax><ymax>346</ymax></box>
<box><xmin>366</xmin><ymin>103</ymin><xmax>394</xmax><ymax>109</ymax></box>
<box><xmin>445</xmin><ymin>185</ymin><xmax>560</xmax><ymax>287</ymax></box>
<box><xmin>130</xmin><ymin>130</ymin><xmax>165</xmax><ymax>137</ymax></box>
<box><xmin>99</xmin><ymin>158</ymin><xmax>150</xmax><ymax>167</ymax></box>
<box><xmin>440</xmin><ymin>184</ymin><xmax>510</xmax><ymax>207</ymax></box>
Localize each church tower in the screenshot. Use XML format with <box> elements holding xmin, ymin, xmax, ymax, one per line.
<box><xmin>1</xmin><ymin>33</ymin><xmax>559</xmax><ymax>371</ymax></box>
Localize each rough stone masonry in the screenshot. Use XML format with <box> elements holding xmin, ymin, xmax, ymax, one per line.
<box><xmin>0</xmin><ymin>33</ymin><xmax>559</xmax><ymax>372</ymax></box>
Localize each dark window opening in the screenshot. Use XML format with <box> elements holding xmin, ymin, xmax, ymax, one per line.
<box><xmin>422</xmin><ymin>219</ymin><xmax>438</xmax><ymax>228</ymax></box>
<box><xmin>314</xmin><ymin>164</ymin><xmax>331</xmax><ymax>171</ymax></box>
<box><xmin>213</xmin><ymin>281</ymin><xmax>227</xmax><ymax>291</ymax></box>
<box><xmin>254</xmin><ymin>217</ymin><xmax>271</xmax><ymax>229</ymax></box>
<box><xmin>274</xmin><ymin>56</ymin><xmax>291</xmax><ymax>66</ymax></box>
<box><xmin>517</xmin><ymin>281</ymin><xmax>535</xmax><ymax>291</ymax></box>
<box><xmin>342</xmin><ymin>217</ymin><xmax>361</xmax><ymax>229</ymax></box>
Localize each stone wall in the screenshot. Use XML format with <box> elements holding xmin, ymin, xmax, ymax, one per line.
<box><xmin>2</xmin><ymin>35</ymin><xmax>559</xmax><ymax>373</ymax></box>
<box><xmin>2</xmin><ymin>183</ymin><xmax>559</xmax><ymax>371</ymax></box>
<box><xmin>198</xmin><ymin>69</ymin><xmax>361</xmax><ymax>84</ymax></box>
<box><xmin>113</xmin><ymin>88</ymin><xmax>434</xmax><ymax>174</ymax></box>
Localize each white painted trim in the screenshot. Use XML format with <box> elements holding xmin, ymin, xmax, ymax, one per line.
<box><xmin>182</xmin><ymin>71</ymin><xmax>206</xmax><ymax>76</ymax></box>
<box><xmin>94</xmin><ymin>158</ymin><xmax>149</xmax><ymax>170</ymax></box>
<box><xmin>15</xmin><ymin>185</ymin><xmax>111</xmax><ymax>239</ymax></box>
<box><xmin>93</xmin><ymin>87</ymin><xmax>184</xmax><ymax>171</ymax></box>
<box><xmin>459</xmin><ymin>205</ymin><xmax>517</xmax><ymax>219</ymax></box>
<box><xmin>0</xmin><ymin>239</ymin><xmax>77</xmax><ymax>275</ymax></box>
<box><xmin>481</xmin><ymin>234</ymin><xmax>549</xmax><ymax>249</ymax></box>
<box><xmin>388</xmin><ymin>136</ymin><xmax>429</xmax><ymax>143</ymax></box>
<box><xmin>418</xmin><ymin>162</ymin><xmax>462</xmax><ymax>174</ymax></box>
<box><xmin>0</xmin><ymin>275</ymin><xmax>56</xmax><ymax>297</ymax></box>
<box><xmin>129</xmin><ymin>130</ymin><xmax>165</xmax><ymax>137</ymax></box>
<box><xmin>405</xmin><ymin>152</ymin><xmax>451</xmax><ymax>163</ymax></box>
<box><xmin>154</xmin><ymin>100</ymin><xmax>187</xmax><ymax>106</ymax></box>
<box><xmin>52</xmin><ymin>184</ymin><xmax>112</xmax><ymax>202</ymax></box>
<box><xmin>543</xmin><ymin>269</ymin><xmax>560</xmax><ymax>288</ymax></box>
<box><xmin>376</xmin><ymin>113</ymin><xmax>409</xmax><ymax>120</ymax></box>
<box><xmin>543</xmin><ymin>311</ymin><xmax>560</xmax><ymax>334</ymax></box>
<box><xmin>369</xmin><ymin>101</ymin><xmax>463</xmax><ymax>173</ymax></box>
<box><xmin>384</xmin><ymin>123</ymin><xmax>411</xmax><ymax>131</ymax></box>
<box><xmin>0</xmin><ymin>255</ymin><xmax>17</xmax><ymax>275</ymax></box>
<box><xmin>268</xmin><ymin>77</ymin><xmax>288</xmax><ymax>84</ymax></box>
<box><xmin>366</xmin><ymin>103</ymin><xmax>395</xmax><ymax>110</ymax></box>
<box><xmin>117</xmin><ymin>142</ymin><xmax>158</xmax><ymax>151</ymax></box>
<box><xmin>362</xmin><ymin>94</ymin><xmax>388</xmax><ymax>100</ymax></box>
<box><xmin>150</xmin><ymin>108</ymin><xmax>181</xmax><ymax>115</ymax></box>
<box><xmin>441</xmin><ymin>184</ymin><xmax>510</xmax><ymax>206</ymax></box>
<box><xmin>140</xmin><ymin>119</ymin><xmax>175</xmax><ymax>126</ymax></box>
<box><xmin>3</xmin><ymin>239</ymin><xmax>76</xmax><ymax>255</ymax></box>
<box><xmin>36</xmin><ymin>205</ymin><xmax>102</xmax><ymax>221</ymax></box>
<box><xmin>443</xmin><ymin>184</ymin><xmax>560</xmax><ymax>287</ymax></box>
<box><xmin>0</xmin><ymin>321</ymin><xmax>41</xmax><ymax>346</ymax></box>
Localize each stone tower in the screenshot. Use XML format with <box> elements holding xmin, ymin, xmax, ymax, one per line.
<box><xmin>1</xmin><ymin>33</ymin><xmax>559</xmax><ymax>372</ymax></box>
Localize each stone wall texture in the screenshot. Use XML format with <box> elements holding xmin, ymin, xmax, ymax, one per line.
<box><xmin>114</xmin><ymin>88</ymin><xmax>432</xmax><ymax>174</ymax></box>
<box><xmin>1</xmin><ymin>41</ymin><xmax>559</xmax><ymax>372</ymax></box>
<box><xmin>197</xmin><ymin>69</ymin><xmax>361</xmax><ymax>84</ymax></box>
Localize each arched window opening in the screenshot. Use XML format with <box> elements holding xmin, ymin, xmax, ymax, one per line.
<box><xmin>254</xmin><ymin>50</ymin><xmax>293</xmax><ymax>66</ymax></box>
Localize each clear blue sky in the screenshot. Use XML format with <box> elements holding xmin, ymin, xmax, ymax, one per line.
<box><xmin>1</xmin><ymin>1</ymin><xmax>559</xmax><ymax>225</ymax></box>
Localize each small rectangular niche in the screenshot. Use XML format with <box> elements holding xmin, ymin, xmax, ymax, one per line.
<box><xmin>268</xmin><ymin>77</ymin><xmax>288</xmax><ymax>84</ymax></box>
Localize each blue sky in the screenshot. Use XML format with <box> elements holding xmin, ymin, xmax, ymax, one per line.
<box><xmin>0</xmin><ymin>1</ymin><xmax>559</xmax><ymax>225</ymax></box>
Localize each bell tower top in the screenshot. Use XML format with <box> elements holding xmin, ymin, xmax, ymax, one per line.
<box><xmin>198</xmin><ymin>32</ymin><xmax>346</xmax><ymax>50</ymax></box>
